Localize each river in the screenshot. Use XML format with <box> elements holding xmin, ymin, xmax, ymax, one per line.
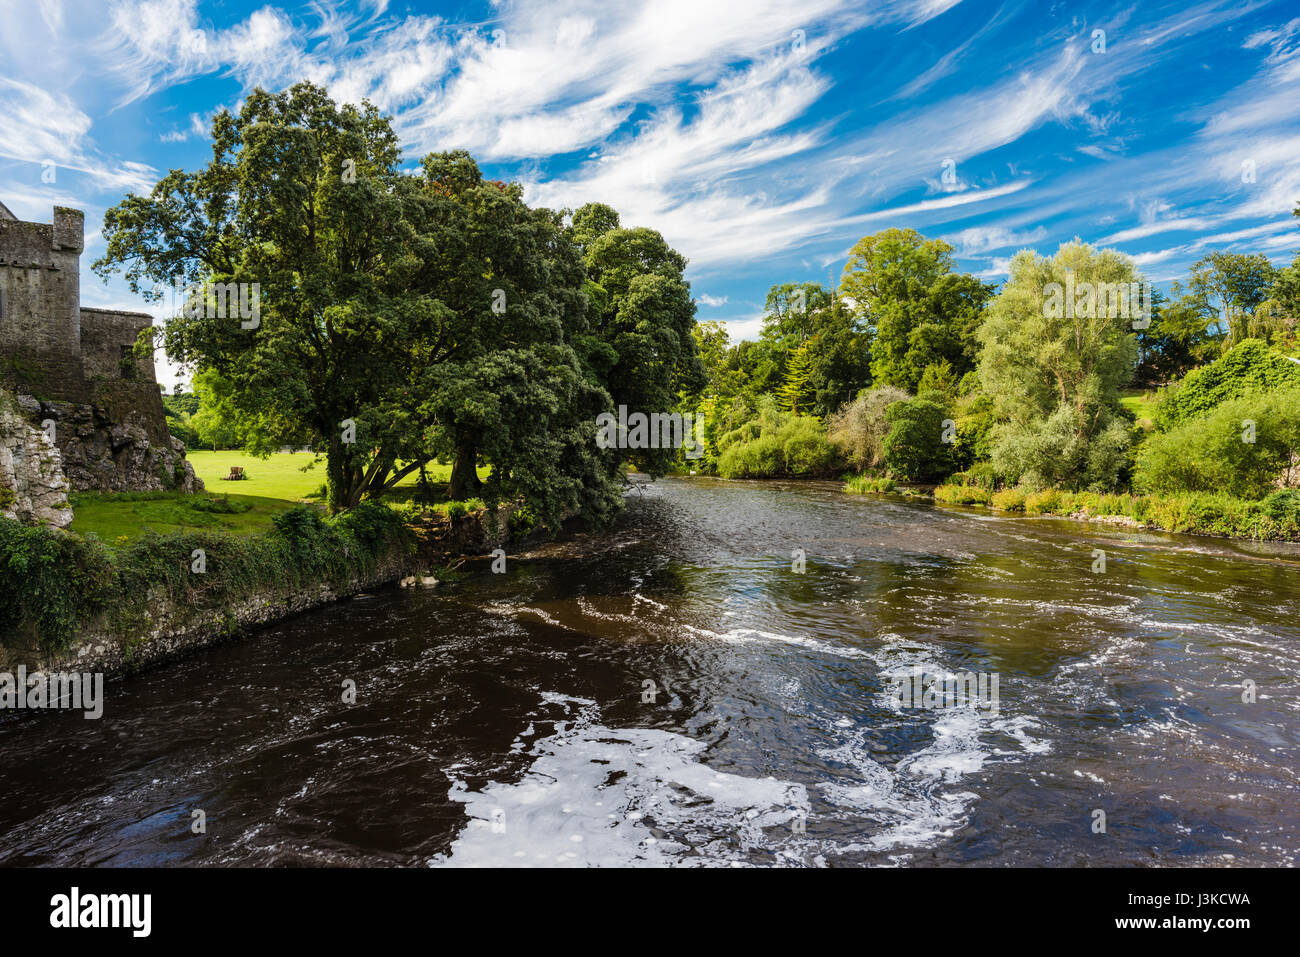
<box><xmin>1</xmin><ymin>477</ymin><xmax>1297</xmax><ymax>866</ymax></box>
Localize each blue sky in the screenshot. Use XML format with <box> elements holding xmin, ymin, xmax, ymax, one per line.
<box><xmin>3</xmin><ymin>0</ymin><xmax>1299</xmax><ymax>388</ymax></box>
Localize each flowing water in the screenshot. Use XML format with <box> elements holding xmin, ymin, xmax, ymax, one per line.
<box><xmin>2</xmin><ymin>478</ymin><xmax>1298</xmax><ymax>867</ymax></box>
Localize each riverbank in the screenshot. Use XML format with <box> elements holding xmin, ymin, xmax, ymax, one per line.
<box><xmin>846</xmin><ymin>475</ymin><xmax>1300</xmax><ymax>542</ymax></box>
<box><xmin>0</xmin><ymin>500</ymin><xmax>522</xmax><ymax>679</ymax></box>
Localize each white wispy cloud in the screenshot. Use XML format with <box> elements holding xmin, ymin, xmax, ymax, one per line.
<box><xmin>0</xmin><ymin>76</ymin><xmax>155</xmax><ymax>191</ymax></box>
<box><xmin>3</xmin><ymin>0</ymin><xmax>1294</xmax><ymax>312</ymax></box>
<box><xmin>1099</xmin><ymin>217</ymin><xmax>1212</xmax><ymax>244</ymax></box>
<box><xmin>945</xmin><ymin>224</ymin><xmax>1048</xmax><ymax>255</ymax></box>
<box><xmin>719</xmin><ymin>313</ymin><xmax>767</xmax><ymax>342</ymax></box>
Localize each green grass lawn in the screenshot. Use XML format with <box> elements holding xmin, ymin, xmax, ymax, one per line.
<box><xmin>187</xmin><ymin>451</ymin><xmax>443</xmax><ymax>501</ymax></box>
<box><xmin>69</xmin><ymin>452</ymin><xmax>484</xmax><ymax>543</ymax></box>
<box><xmin>1120</xmin><ymin>390</ymin><xmax>1159</xmax><ymax>427</ymax></box>
<box><xmin>69</xmin><ymin>491</ymin><xmax>302</xmax><ymax>541</ymax></box>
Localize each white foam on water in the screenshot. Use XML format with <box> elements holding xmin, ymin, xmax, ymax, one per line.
<box><xmin>812</xmin><ymin>636</ymin><xmax>1053</xmax><ymax>851</ymax></box>
<box><xmin>681</xmin><ymin>623</ymin><xmax>874</xmax><ymax>660</ymax></box>
<box><xmin>483</xmin><ymin>603</ymin><xmax>567</xmax><ymax>628</ymax></box>
<box><xmin>433</xmin><ymin>719</ymin><xmax>810</xmax><ymax>867</ymax></box>
<box><xmin>576</xmin><ymin>596</ymin><xmax>641</xmax><ymax>624</ymax></box>
<box><xmin>815</xmin><ymin>707</ymin><xmax>987</xmax><ymax>851</ymax></box>
<box><xmin>433</xmin><ymin>651</ymin><xmax>1054</xmax><ymax>866</ymax></box>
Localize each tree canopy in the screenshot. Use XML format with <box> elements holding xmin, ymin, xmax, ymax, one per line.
<box><xmin>93</xmin><ymin>82</ymin><xmax>637</xmax><ymax>526</ymax></box>
<box><xmin>839</xmin><ymin>228</ymin><xmax>992</xmax><ymax>392</ymax></box>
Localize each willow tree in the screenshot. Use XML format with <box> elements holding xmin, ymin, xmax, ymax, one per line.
<box><xmin>977</xmin><ymin>241</ymin><xmax>1140</xmax><ymax>490</ymax></box>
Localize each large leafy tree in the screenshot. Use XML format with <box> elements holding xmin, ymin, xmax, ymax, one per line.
<box><xmin>1132</xmin><ymin>284</ymin><xmax>1220</xmax><ymax>385</ymax></box>
<box><xmin>1258</xmin><ymin>263</ymin><xmax>1300</xmax><ymax>353</ymax></box>
<box><xmin>94</xmin><ymin>83</ymin><xmax>620</xmax><ymax>525</ymax></box>
<box><xmin>803</xmin><ymin>296</ymin><xmax>873</xmax><ymax>416</ymax></box>
<box><xmin>1253</xmin><ymin>208</ymin><xmax>1300</xmax><ymax>354</ymax></box>
<box><xmin>96</xmin><ymin>83</ymin><xmax>433</xmax><ymax>511</ymax></box>
<box><xmin>1186</xmin><ymin>251</ymin><xmax>1279</xmax><ymax>348</ymax></box>
<box><xmin>839</xmin><ymin>228</ymin><xmax>991</xmax><ymax>391</ymax></box>
<box><xmin>758</xmin><ymin>282</ymin><xmax>870</xmax><ymax>417</ymax></box>
<box><xmin>571</xmin><ymin>203</ymin><xmax>705</xmax><ymax>473</ymax></box>
<box><xmin>977</xmin><ymin>241</ymin><xmax>1140</xmax><ymax>490</ymax></box>
<box><xmin>410</xmin><ymin>151</ymin><xmax>596</xmax><ymax>504</ymax></box>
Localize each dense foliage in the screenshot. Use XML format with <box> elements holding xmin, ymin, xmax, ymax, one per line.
<box><xmin>95</xmin><ymin>83</ymin><xmax>700</xmax><ymax>529</ymax></box>
<box><xmin>826</xmin><ymin>385</ymin><xmax>910</xmax><ymax>472</ymax></box>
<box><xmin>839</xmin><ymin>228</ymin><xmax>991</xmax><ymax>392</ymax></box>
<box><xmin>92</xmin><ymin>85</ymin><xmax>1300</xmax><ymax>540</ymax></box>
<box><xmin>1153</xmin><ymin>339</ymin><xmax>1300</xmax><ymax>429</ymax></box>
<box><xmin>978</xmin><ymin>242</ymin><xmax>1140</xmax><ymax>491</ymax></box>
<box><xmin>715</xmin><ymin>397</ymin><xmax>840</xmax><ymax>479</ymax></box>
<box><xmin>1136</xmin><ymin>388</ymin><xmax>1300</xmax><ymax>498</ymax></box>
<box><xmin>689</xmin><ymin>209</ymin><xmax>1300</xmax><ymax>539</ymax></box>
<box><xmin>882</xmin><ymin>392</ymin><xmax>955</xmax><ymax>482</ymax></box>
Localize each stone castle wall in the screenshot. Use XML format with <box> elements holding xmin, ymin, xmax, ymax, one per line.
<box><xmin>0</xmin><ymin>208</ymin><xmax>82</xmax><ymax>356</ymax></box>
<box><xmin>0</xmin><ymin>203</ymin><xmax>201</xmax><ymax>500</ymax></box>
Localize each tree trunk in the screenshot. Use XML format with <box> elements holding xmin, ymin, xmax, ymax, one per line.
<box><xmin>326</xmin><ymin>436</ymin><xmax>347</xmax><ymax>514</ymax></box>
<box><xmin>448</xmin><ymin>440</ymin><xmax>481</xmax><ymax>501</ymax></box>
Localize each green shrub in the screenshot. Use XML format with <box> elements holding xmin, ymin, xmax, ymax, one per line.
<box><xmin>882</xmin><ymin>393</ymin><xmax>955</xmax><ymax>482</ymax></box>
<box><xmin>1135</xmin><ymin>387</ymin><xmax>1300</xmax><ymax>498</ymax></box>
<box><xmin>1154</xmin><ymin>339</ymin><xmax>1300</xmax><ymax>429</ymax></box>
<box><xmin>990</xmin><ymin>402</ymin><xmax>1132</xmax><ymax>492</ymax></box>
<box><xmin>780</xmin><ymin>418</ymin><xmax>841</xmax><ymax>477</ymax></box>
<box><xmin>948</xmin><ymin>462</ymin><xmax>999</xmax><ymax>490</ymax></box>
<box><xmin>845</xmin><ymin>474</ymin><xmax>896</xmax><ymax>494</ymax></box>
<box><xmin>0</xmin><ymin>522</ymin><xmax>115</xmax><ymax>651</ymax></box>
<box><xmin>716</xmin><ymin>407</ymin><xmax>842</xmax><ymax>479</ymax></box>
<box><xmin>1261</xmin><ymin>488</ymin><xmax>1300</xmax><ymax>523</ymax></box>
<box><xmin>1023</xmin><ymin>489</ymin><xmax>1062</xmax><ymax>515</ymax></box>
<box><xmin>991</xmin><ymin>488</ymin><xmax>1027</xmax><ymax>511</ymax></box>
<box><xmin>188</xmin><ymin>496</ymin><xmax>252</xmax><ymax>515</ymax></box>
<box><xmin>718</xmin><ymin>434</ymin><xmax>783</xmax><ymax>478</ymax></box>
<box><xmin>952</xmin><ymin>392</ymin><xmax>996</xmax><ymax>472</ymax></box>
<box><xmin>933</xmin><ymin>484</ymin><xmax>992</xmax><ymax>505</ymax></box>
<box><xmin>826</xmin><ymin>385</ymin><xmax>910</xmax><ymax>471</ymax></box>
<box><xmin>917</xmin><ymin>360</ymin><xmax>958</xmax><ymax>401</ymax></box>
<box><xmin>508</xmin><ymin>504</ymin><xmax>537</xmax><ymax>537</ymax></box>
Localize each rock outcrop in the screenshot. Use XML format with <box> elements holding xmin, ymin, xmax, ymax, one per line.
<box><xmin>15</xmin><ymin>393</ymin><xmax>201</xmax><ymax>494</ymax></box>
<box><xmin>0</xmin><ymin>390</ymin><xmax>73</xmax><ymax>528</ymax></box>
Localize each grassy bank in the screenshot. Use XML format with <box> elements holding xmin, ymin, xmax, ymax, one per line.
<box><xmin>847</xmin><ymin>475</ymin><xmax>1300</xmax><ymax>541</ymax></box>
<box><xmin>1119</xmin><ymin>390</ymin><xmax>1159</xmax><ymax>428</ymax></box>
<box><xmin>70</xmin><ymin>491</ymin><xmax>301</xmax><ymax>540</ymax></box>
<box><xmin>69</xmin><ymin>453</ymin><xmax>491</xmax><ymax>542</ymax></box>
<box><xmin>1</xmin><ymin>503</ymin><xmax>415</xmax><ymax>655</ymax></box>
